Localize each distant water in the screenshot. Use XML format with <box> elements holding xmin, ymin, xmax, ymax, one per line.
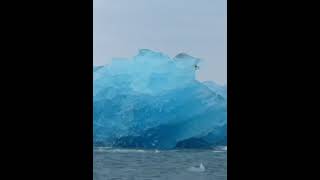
<box><xmin>94</xmin><ymin>148</ymin><xmax>227</xmax><ymax>180</ymax></box>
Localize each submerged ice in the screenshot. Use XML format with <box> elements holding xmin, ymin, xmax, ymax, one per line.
<box><xmin>93</xmin><ymin>49</ymin><xmax>227</xmax><ymax>149</ymax></box>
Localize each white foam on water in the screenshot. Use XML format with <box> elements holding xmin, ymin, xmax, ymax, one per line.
<box><xmin>93</xmin><ymin>147</ymin><xmax>149</xmax><ymax>153</ymax></box>
<box><xmin>94</xmin><ymin>147</ymin><xmax>112</xmax><ymax>152</ymax></box>
<box><xmin>212</xmin><ymin>146</ymin><xmax>227</xmax><ymax>153</ymax></box>
<box><xmin>214</xmin><ymin>146</ymin><xmax>227</xmax><ymax>151</ymax></box>
<box><xmin>212</xmin><ymin>150</ymin><xmax>224</xmax><ymax>153</ymax></box>
<box><xmin>103</xmin><ymin>149</ymin><xmax>147</xmax><ymax>153</ymax></box>
<box><xmin>187</xmin><ymin>163</ymin><xmax>206</xmax><ymax>172</ymax></box>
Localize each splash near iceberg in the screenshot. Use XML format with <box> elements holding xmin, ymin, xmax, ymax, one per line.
<box><xmin>93</xmin><ymin>49</ymin><xmax>227</xmax><ymax>149</ymax></box>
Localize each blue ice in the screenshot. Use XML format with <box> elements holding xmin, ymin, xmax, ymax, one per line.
<box><xmin>93</xmin><ymin>49</ymin><xmax>226</xmax><ymax>149</ymax></box>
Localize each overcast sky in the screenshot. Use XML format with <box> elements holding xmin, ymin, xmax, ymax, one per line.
<box><xmin>94</xmin><ymin>0</ymin><xmax>226</xmax><ymax>84</ymax></box>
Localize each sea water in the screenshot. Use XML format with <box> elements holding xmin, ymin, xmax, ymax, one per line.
<box><xmin>93</xmin><ymin>148</ymin><xmax>227</xmax><ymax>180</ymax></box>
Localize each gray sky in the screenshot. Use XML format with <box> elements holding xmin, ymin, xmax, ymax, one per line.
<box><xmin>94</xmin><ymin>0</ymin><xmax>226</xmax><ymax>84</ymax></box>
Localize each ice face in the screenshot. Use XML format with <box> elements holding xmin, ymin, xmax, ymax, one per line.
<box><xmin>93</xmin><ymin>49</ymin><xmax>227</xmax><ymax>149</ymax></box>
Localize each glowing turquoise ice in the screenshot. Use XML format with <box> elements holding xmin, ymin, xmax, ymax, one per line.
<box><xmin>93</xmin><ymin>49</ymin><xmax>226</xmax><ymax>149</ymax></box>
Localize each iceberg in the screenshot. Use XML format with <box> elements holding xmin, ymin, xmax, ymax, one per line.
<box><xmin>93</xmin><ymin>49</ymin><xmax>227</xmax><ymax>149</ymax></box>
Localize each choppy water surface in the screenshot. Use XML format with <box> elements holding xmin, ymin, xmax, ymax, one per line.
<box><xmin>94</xmin><ymin>148</ymin><xmax>227</xmax><ymax>180</ymax></box>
